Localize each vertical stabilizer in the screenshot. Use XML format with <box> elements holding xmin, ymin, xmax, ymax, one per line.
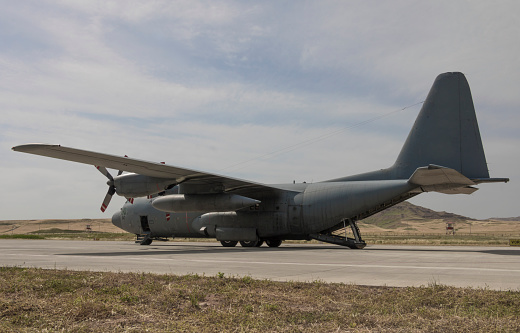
<box><xmin>393</xmin><ymin>72</ymin><xmax>489</xmax><ymax>179</ymax></box>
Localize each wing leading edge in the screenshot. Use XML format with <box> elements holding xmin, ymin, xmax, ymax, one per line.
<box><xmin>12</xmin><ymin>144</ymin><xmax>283</xmax><ymax>197</ymax></box>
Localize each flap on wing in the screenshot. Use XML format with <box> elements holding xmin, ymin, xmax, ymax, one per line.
<box><xmin>12</xmin><ymin>144</ymin><xmax>285</xmax><ymax>197</ymax></box>
<box><xmin>408</xmin><ymin>165</ymin><xmax>477</xmax><ymax>195</ymax></box>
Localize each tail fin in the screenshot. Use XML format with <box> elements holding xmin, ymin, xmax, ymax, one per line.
<box><xmin>329</xmin><ymin>72</ymin><xmax>503</xmax><ymax>183</ymax></box>
<box><xmin>392</xmin><ymin>72</ymin><xmax>489</xmax><ymax>179</ymax></box>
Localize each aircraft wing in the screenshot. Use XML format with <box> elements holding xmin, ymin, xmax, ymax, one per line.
<box><xmin>12</xmin><ymin>144</ymin><xmax>284</xmax><ymax>196</ymax></box>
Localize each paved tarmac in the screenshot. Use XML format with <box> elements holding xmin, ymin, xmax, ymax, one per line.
<box><xmin>1</xmin><ymin>240</ymin><xmax>519</xmax><ymax>290</ymax></box>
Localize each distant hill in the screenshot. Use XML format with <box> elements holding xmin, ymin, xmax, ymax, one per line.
<box><xmin>490</xmin><ymin>217</ymin><xmax>520</xmax><ymax>222</ymax></box>
<box><xmin>361</xmin><ymin>201</ymin><xmax>470</xmax><ymax>229</ymax></box>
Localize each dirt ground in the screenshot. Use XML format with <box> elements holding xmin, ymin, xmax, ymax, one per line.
<box><xmin>0</xmin><ymin>219</ymin><xmax>121</xmax><ymax>235</ymax></box>
<box><xmin>358</xmin><ymin>218</ymin><xmax>520</xmax><ymax>235</ymax></box>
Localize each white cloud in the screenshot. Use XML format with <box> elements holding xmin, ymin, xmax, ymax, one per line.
<box><xmin>1</xmin><ymin>1</ymin><xmax>518</xmax><ymax>220</ymax></box>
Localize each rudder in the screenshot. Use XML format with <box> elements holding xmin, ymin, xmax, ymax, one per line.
<box><xmin>392</xmin><ymin>72</ymin><xmax>489</xmax><ymax>179</ymax></box>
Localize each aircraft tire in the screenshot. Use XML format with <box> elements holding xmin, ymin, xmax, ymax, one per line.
<box><xmin>240</xmin><ymin>240</ymin><xmax>259</xmax><ymax>247</ymax></box>
<box><xmin>255</xmin><ymin>240</ymin><xmax>264</xmax><ymax>247</ymax></box>
<box><xmin>220</xmin><ymin>240</ymin><xmax>238</xmax><ymax>247</ymax></box>
<box><xmin>266</xmin><ymin>239</ymin><xmax>282</xmax><ymax>247</ymax></box>
<box><xmin>140</xmin><ymin>238</ymin><xmax>153</xmax><ymax>245</ymax></box>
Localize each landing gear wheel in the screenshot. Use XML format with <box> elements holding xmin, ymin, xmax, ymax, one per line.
<box><xmin>266</xmin><ymin>239</ymin><xmax>282</xmax><ymax>247</ymax></box>
<box><xmin>240</xmin><ymin>240</ymin><xmax>260</xmax><ymax>247</ymax></box>
<box><xmin>220</xmin><ymin>240</ymin><xmax>238</xmax><ymax>247</ymax></box>
<box><xmin>140</xmin><ymin>238</ymin><xmax>153</xmax><ymax>245</ymax></box>
<box><xmin>255</xmin><ymin>240</ymin><xmax>264</xmax><ymax>247</ymax></box>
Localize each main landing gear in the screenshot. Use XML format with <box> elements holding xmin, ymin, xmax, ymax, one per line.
<box><xmin>219</xmin><ymin>239</ymin><xmax>283</xmax><ymax>248</ymax></box>
<box><xmin>220</xmin><ymin>240</ymin><xmax>238</xmax><ymax>247</ymax></box>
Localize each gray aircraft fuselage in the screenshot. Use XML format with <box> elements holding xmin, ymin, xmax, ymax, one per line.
<box><xmin>113</xmin><ymin>180</ymin><xmax>414</xmax><ymax>241</ymax></box>
<box><xmin>12</xmin><ymin>72</ymin><xmax>508</xmax><ymax>248</ymax></box>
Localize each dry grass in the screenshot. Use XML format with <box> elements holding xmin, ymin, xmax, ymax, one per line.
<box><xmin>0</xmin><ymin>267</ymin><xmax>519</xmax><ymax>332</ymax></box>
<box><xmin>360</xmin><ymin>233</ymin><xmax>518</xmax><ymax>246</ymax></box>
<box><xmin>358</xmin><ymin>218</ymin><xmax>520</xmax><ymax>235</ymax></box>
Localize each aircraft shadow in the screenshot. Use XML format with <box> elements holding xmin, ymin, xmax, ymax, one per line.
<box><xmin>60</xmin><ymin>243</ymin><xmax>342</xmax><ymax>257</ymax></box>
<box><xmin>59</xmin><ymin>242</ymin><xmax>520</xmax><ymax>257</ymax></box>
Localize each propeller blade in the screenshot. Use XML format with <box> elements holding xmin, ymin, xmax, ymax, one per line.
<box><xmin>100</xmin><ymin>186</ymin><xmax>116</xmax><ymax>212</ymax></box>
<box><xmin>95</xmin><ymin>166</ymin><xmax>113</xmax><ymax>181</ymax></box>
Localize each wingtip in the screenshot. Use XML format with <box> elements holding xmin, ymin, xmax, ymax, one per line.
<box><xmin>12</xmin><ymin>143</ymin><xmax>61</xmax><ymax>152</ymax></box>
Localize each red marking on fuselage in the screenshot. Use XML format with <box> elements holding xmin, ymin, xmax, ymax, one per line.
<box><xmin>185</xmin><ymin>212</ymin><xmax>190</xmax><ymax>232</ymax></box>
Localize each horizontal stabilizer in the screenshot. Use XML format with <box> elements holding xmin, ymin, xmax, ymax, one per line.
<box><xmin>408</xmin><ymin>165</ymin><xmax>478</xmax><ymax>195</ymax></box>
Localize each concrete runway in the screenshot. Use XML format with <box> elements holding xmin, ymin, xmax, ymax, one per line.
<box><xmin>1</xmin><ymin>240</ymin><xmax>519</xmax><ymax>290</ymax></box>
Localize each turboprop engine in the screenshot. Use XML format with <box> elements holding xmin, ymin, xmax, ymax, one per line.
<box><xmin>151</xmin><ymin>193</ymin><xmax>260</xmax><ymax>212</ymax></box>
<box><xmin>95</xmin><ymin>166</ymin><xmax>177</xmax><ymax>212</ymax></box>
<box><xmin>113</xmin><ymin>174</ymin><xmax>176</xmax><ymax>198</ymax></box>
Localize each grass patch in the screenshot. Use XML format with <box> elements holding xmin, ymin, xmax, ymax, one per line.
<box><xmin>29</xmin><ymin>228</ymin><xmax>87</xmax><ymax>234</ymax></box>
<box><xmin>23</xmin><ymin>231</ymin><xmax>136</xmax><ymax>241</ymax></box>
<box><xmin>0</xmin><ymin>267</ymin><xmax>518</xmax><ymax>332</ymax></box>
<box><xmin>0</xmin><ymin>234</ymin><xmax>45</xmax><ymax>240</ymax></box>
<box><xmin>362</xmin><ymin>233</ymin><xmax>516</xmax><ymax>246</ymax></box>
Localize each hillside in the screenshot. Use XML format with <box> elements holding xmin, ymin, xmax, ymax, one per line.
<box><xmin>361</xmin><ymin>201</ymin><xmax>469</xmax><ymax>229</ymax></box>
<box><xmin>358</xmin><ymin>201</ymin><xmax>520</xmax><ymax>234</ymax></box>
<box><xmin>491</xmin><ymin>216</ymin><xmax>520</xmax><ymax>222</ymax></box>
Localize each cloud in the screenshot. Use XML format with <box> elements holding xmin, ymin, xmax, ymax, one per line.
<box><xmin>1</xmin><ymin>1</ymin><xmax>518</xmax><ymax>219</ymax></box>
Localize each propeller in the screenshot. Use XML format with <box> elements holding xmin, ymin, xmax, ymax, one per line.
<box><xmin>96</xmin><ymin>166</ymin><xmax>117</xmax><ymax>212</ymax></box>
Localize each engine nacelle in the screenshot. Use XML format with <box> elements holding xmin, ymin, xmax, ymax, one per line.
<box><xmin>151</xmin><ymin>193</ymin><xmax>260</xmax><ymax>212</ymax></box>
<box><xmin>114</xmin><ymin>174</ymin><xmax>175</xmax><ymax>198</ymax></box>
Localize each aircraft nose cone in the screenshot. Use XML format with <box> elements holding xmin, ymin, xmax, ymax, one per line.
<box><xmin>111</xmin><ymin>210</ymin><xmax>122</xmax><ymax>229</ymax></box>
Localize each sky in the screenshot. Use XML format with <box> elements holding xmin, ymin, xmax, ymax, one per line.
<box><xmin>1</xmin><ymin>1</ymin><xmax>518</xmax><ymax>220</ymax></box>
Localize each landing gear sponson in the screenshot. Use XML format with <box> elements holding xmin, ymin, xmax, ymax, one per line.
<box><xmin>136</xmin><ymin>224</ymin><xmax>364</xmax><ymax>249</ymax></box>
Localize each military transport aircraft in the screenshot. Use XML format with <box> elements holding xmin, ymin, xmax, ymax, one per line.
<box><xmin>13</xmin><ymin>72</ymin><xmax>509</xmax><ymax>248</ymax></box>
